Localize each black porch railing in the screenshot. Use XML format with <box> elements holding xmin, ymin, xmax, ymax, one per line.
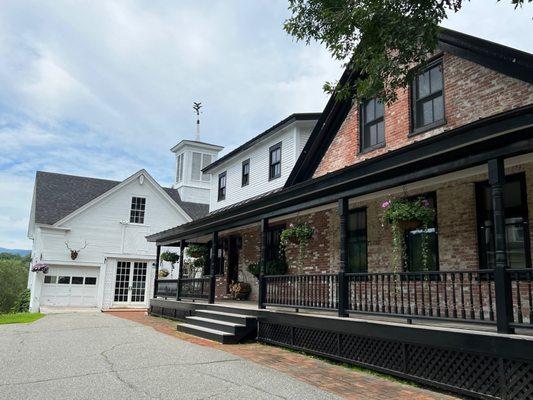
<box><xmin>179</xmin><ymin>277</ymin><xmax>210</xmax><ymax>300</ymax></box>
<box><xmin>260</xmin><ymin>269</ymin><xmax>533</xmax><ymax>329</ymax></box>
<box><xmin>263</xmin><ymin>274</ymin><xmax>339</xmax><ymax>310</ymax></box>
<box><xmin>155</xmin><ymin>279</ymin><xmax>178</xmax><ymax>299</ymax></box>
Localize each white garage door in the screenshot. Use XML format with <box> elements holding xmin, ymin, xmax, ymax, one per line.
<box><xmin>41</xmin><ymin>267</ymin><xmax>99</xmax><ymax>307</ymax></box>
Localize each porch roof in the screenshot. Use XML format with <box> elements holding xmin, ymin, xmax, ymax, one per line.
<box><xmin>147</xmin><ymin>105</ymin><xmax>533</xmax><ymax>245</ymax></box>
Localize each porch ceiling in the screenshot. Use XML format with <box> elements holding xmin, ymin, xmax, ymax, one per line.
<box><xmin>148</xmin><ymin>106</ymin><xmax>533</xmax><ymax>245</ymax></box>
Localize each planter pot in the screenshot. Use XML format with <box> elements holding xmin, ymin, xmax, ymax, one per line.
<box><xmin>189</xmin><ymin>251</ymin><xmax>204</xmax><ymax>258</ymax></box>
<box><xmin>398</xmin><ymin>220</ymin><xmax>423</xmax><ymax>231</ymax></box>
<box><xmin>233</xmin><ymin>290</ymin><xmax>251</xmax><ymax>300</ymax></box>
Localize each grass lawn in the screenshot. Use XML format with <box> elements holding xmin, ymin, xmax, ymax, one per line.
<box><xmin>0</xmin><ymin>313</ymin><xmax>44</xmax><ymax>325</ymax></box>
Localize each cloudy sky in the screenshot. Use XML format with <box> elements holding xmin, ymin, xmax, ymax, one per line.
<box><xmin>0</xmin><ymin>1</ymin><xmax>531</xmax><ymax>249</ymax></box>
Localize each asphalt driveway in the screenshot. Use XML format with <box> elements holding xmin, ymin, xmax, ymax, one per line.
<box><xmin>0</xmin><ymin>312</ymin><xmax>339</xmax><ymax>400</ymax></box>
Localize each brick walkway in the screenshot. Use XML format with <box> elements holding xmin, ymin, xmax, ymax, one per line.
<box><xmin>107</xmin><ymin>311</ymin><xmax>459</xmax><ymax>400</ymax></box>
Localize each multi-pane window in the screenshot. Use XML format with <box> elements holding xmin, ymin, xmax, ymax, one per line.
<box><xmin>242</xmin><ymin>159</ymin><xmax>250</xmax><ymax>187</ymax></box>
<box><xmin>269</xmin><ymin>143</ymin><xmax>282</xmax><ymax>180</ymax></box>
<box><xmin>266</xmin><ymin>225</ymin><xmax>285</xmax><ymax>263</ymax></box>
<box><xmin>347</xmin><ymin>208</ymin><xmax>368</xmax><ymax>273</ymax></box>
<box><xmin>360</xmin><ymin>98</ymin><xmax>385</xmax><ymax>151</ymax></box>
<box><xmin>129</xmin><ymin>197</ymin><xmax>146</xmax><ymax>224</ymax></box>
<box><xmin>412</xmin><ymin>60</ymin><xmax>445</xmax><ymax>130</ymax></box>
<box><xmin>218</xmin><ymin>171</ymin><xmax>227</xmax><ymax>201</ymax></box>
<box><xmin>405</xmin><ymin>193</ymin><xmax>438</xmax><ymax>272</ymax></box>
<box><xmin>476</xmin><ymin>174</ymin><xmax>531</xmax><ymax>269</ymax></box>
<box><xmin>176</xmin><ymin>153</ymin><xmax>184</xmax><ymax>183</ymax></box>
<box><xmin>191</xmin><ymin>152</ymin><xmax>212</xmax><ymax>182</ymax></box>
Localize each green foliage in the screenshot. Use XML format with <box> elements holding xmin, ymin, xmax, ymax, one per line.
<box><xmin>0</xmin><ymin>254</ymin><xmax>30</xmax><ymax>313</ymax></box>
<box><xmin>160</xmin><ymin>251</ymin><xmax>179</xmax><ymax>264</ymax></box>
<box><xmin>0</xmin><ymin>313</ymin><xmax>44</xmax><ymax>325</ymax></box>
<box><xmin>381</xmin><ymin>197</ymin><xmax>435</xmax><ymax>271</ymax></box>
<box><xmin>186</xmin><ymin>244</ymin><xmax>209</xmax><ymax>275</ymax></box>
<box><xmin>279</xmin><ymin>223</ymin><xmax>314</xmax><ymax>272</ymax></box>
<box><xmin>248</xmin><ymin>259</ymin><xmax>288</xmax><ymax>278</ymax></box>
<box><xmin>284</xmin><ymin>0</ymin><xmax>529</xmax><ymax>104</ymax></box>
<box><xmin>11</xmin><ymin>288</ymin><xmax>30</xmax><ymax>313</ymax></box>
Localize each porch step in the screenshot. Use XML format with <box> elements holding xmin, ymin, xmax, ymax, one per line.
<box><xmin>176</xmin><ymin>323</ymin><xmax>237</xmax><ymax>344</ymax></box>
<box><xmin>176</xmin><ymin>309</ymin><xmax>257</xmax><ymax>344</ymax></box>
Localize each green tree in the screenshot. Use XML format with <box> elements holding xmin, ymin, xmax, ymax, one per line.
<box><xmin>284</xmin><ymin>0</ymin><xmax>530</xmax><ymax>103</ymax></box>
<box><xmin>0</xmin><ymin>253</ymin><xmax>31</xmax><ymax>313</ymax></box>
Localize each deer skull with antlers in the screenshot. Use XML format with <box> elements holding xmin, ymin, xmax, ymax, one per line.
<box><xmin>65</xmin><ymin>241</ymin><xmax>88</xmax><ymax>260</ymax></box>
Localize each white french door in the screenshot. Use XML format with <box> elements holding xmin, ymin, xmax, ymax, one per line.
<box><xmin>114</xmin><ymin>261</ymin><xmax>148</xmax><ymax>304</ymax></box>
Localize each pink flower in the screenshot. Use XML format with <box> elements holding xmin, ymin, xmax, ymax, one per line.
<box><xmin>421</xmin><ymin>199</ymin><xmax>430</xmax><ymax>207</ymax></box>
<box><xmin>381</xmin><ymin>200</ymin><xmax>391</xmax><ymax>209</ymax></box>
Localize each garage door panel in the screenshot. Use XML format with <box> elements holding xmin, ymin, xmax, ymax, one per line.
<box><xmin>41</xmin><ymin>267</ymin><xmax>99</xmax><ymax>307</ymax></box>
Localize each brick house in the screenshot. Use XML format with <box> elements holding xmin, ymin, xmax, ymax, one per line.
<box><xmin>147</xmin><ymin>29</ymin><xmax>533</xmax><ymax>399</ymax></box>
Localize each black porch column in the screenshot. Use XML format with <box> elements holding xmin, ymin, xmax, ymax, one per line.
<box><xmin>154</xmin><ymin>244</ymin><xmax>161</xmax><ymax>298</ymax></box>
<box><xmin>258</xmin><ymin>218</ymin><xmax>268</xmax><ymax>309</ymax></box>
<box><xmin>209</xmin><ymin>232</ymin><xmax>218</xmax><ymax>304</ymax></box>
<box><xmin>488</xmin><ymin>158</ymin><xmax>514</xmax><ymax>334</ymax></box>
<box><xmin>176</xmin><ymin>240</ymin><xmax>185</xmax><ymax>301</ymax></box>
<box><xmin>338</xmin><ymin>198</ymin><xmax>349</xmax><ymax>317</ymax></box>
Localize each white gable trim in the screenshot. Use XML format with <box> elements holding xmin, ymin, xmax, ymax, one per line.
<box><xmin>53</xmin><ymin>169</ymin><xmax>193</xmax><ymax>227</ymax></box>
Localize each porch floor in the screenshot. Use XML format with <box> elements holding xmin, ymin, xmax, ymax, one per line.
<box><xmin>171</xmin><ymin>298</ymin><xmax>533</xmax><ymax>337</ymax></box>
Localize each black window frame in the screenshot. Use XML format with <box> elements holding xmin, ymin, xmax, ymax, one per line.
<box><xmin>410</xmin><ymin>58</ymin><xmax>446</xmax><ymax>135</ymax></box>
<box><xmin>217</xmin><ymin>171</ymin><xmax>227</xmax><ymax>202</ymax></box>
<box><xmin>347</xmin><ymin>207</ymin><xmax>368</xmax><ymax>273</ymax></box>
<box><xmin>359</xmin><ymin>98</ymin><xmax>385</xmax><ymax>153</ymax></box>
<box><xmin>266</xmin><ymin>224</ymin><xmax>285</xmax><ymax>263</ymax></box>
<box><xmin>475</xmin><ymin>173</ymin><xmax>531</xmax><ymax>270</ymax></box>
<box><xmin>129</xmin><ymin>196</ymin><xmax>146</xmax><ymax>224</ymax></box>
<box><xmin>269</xmin><ymin>142</ymin><xmax>282</xmax><ymax>181</ymax></box>
<box><xmin>242</xmin><ymin>159</ymin><xmax>250</xmax><ymax>187</ymax></box>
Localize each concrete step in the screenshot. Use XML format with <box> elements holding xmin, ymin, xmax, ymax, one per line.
<box><xmin>176</xmin><ymin>323</ymin><xmax>237</xmax><ymax>344</ymax></box>
<box><xmin>186</xmin><ymin>316</ymin><xmax>246</xmax><ymax>334</ymax></box>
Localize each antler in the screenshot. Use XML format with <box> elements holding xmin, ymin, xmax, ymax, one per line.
<box><xmin>65</xmin><ymin>241</ymin><xmax>72</xmax><ymax>250</ymax></box>
<box><xmin>80</xmin><ymin>240</ymin><xmax>88</xmax><ymax>250</ymax></box>
<box><xmin>65</xmin><ymin>241</ymin><xmax>88</xmax><ymax>251</ymax></box>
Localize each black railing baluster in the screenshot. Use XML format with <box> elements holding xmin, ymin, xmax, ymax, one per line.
<box><xmin>387</xmin><ymin>274</ymin><xmax>391</xmax><ymax>313</ymax></box>
<box><xmin>468</xmin><ymin>272</ymin><xmax>475</xmax><ymax>320</ymax></box>
<box><xmin>413</xmin><ymin>276</ymin><xmax>418</xmax><ymax>316</ymax></box>
<box><xmin>460</xmin><ymin>272</ymin><xmax>466</xmax><ymax>319</ymax></box>
<box><xmin>451</xmin><ymin>272</ymin><xmax>458</xmax><ymax>318</ymax></box>
<box><xmin>428</xmin><ymin>274</ymin><xmax>433</xmax><ymax>317</ymax></box>
<box><xmin>380</xmin><ymin>274</ymin><xmax>385</xmax><ymax>313</ymax></box>
<box><xmin>488</xmin><ymin>273</ymin><xmax>495</xmax><ymax>321</ymax></box>
<box><xmin>435</xmin><ymin>274</ymin><xmax>441</xmax><ymax>317</ymax></box>
<box><xmin>369</xmin><ymin>275</ymin><xmax>374</xmax><ymax>312</ymax></box>
<box><xmin>443</xmin><ymin>272</ymin><xmax>449</xmax><ymax>318</ymax></box>
<box><xmin>528</xmin><ymin>271</ymin><xmax>533</xmax><ymax>324</ymax></box>
<box><xmin>396</xmin><ymin>274</ymin><xmax>401</xmax><ymax>314</ymax></box>
<box><xmin>478</xmin><ymin>272</ymin><xmax>484</xmax><ymax>321</ymax></box>
<box><xmin>420</xmin><ymin>273</ymin><xmax>426</xmax><ymax>316</ymax></box>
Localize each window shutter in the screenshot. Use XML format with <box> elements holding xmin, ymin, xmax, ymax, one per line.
<box><xmin>202</xmin><ymin>154</ymin><xmax>212</xmax><ymax>182</ymax></box>
<box><xmin>191</xmin><ymin>152</ymin><xmax>202</xmax><ymax>181</ymax></box>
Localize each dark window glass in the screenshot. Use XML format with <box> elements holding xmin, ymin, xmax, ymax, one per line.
<box><xmin>71</xmin><ymin>276</ymin><xmax>83</xmax><ymax>285</ymax></box>
<box><xmin>269</xmin><ymin>143</ymin><xmax>282</xmax><ymax>180</ymax></box>
<box><xmin>58</xmin><ymin>276</ymin><xmax>70</xmax><ymax>284</ymax></box>
<box><xmin>216</xmin><ymin>242</ymin><xmax>225</xmax><ymax>275</ymax></box>
<box><xmin>360</xmin><ymin>98</ymin><xmax>385</xmax><ymax>151</ymax></box>
<box><xmin>218</xmin><ymin>172</ymin><xmax>226</xmax><ymax>201</ymax></box>
<box><xmin>266</xmin><ymin>225</ymin><xmax>285</xmax><ymax>263</ymax></box>
<box><xmin>44</xmin><ymin>276</ymin><xmax>57</xmax><ymax>284</ymax></box>
<box><xmin>242</xmin><ymin>160</ymin><xmax>250</xmax><ymax>186</ymax></box>
<box><xmin>347</xmin><ymin>208</ymin><xmax>367</xmax><ymax>273</ymax></box>
<box><xmin>405</xmin><ymin>194</ymin><xmax>439</xmax><ymax>272</ymax></box>
<box><xmin>412</xmin><ymin>60</ymin><xmax>445</xmax><ymax>130</ymax></box>
<box><xmin>476</xmin><ymin>174</ymin><xmax>531</xmax><ymax>269</ymax></box>
<box><xmin>85</xmin><ymin>277</ymin><xmax>97</xmax><ymax>285</ymax></box>
<box><xmin>129</xmin><ymin>197</ymin><xmax>146</xmax><ymax>224</ymax></box>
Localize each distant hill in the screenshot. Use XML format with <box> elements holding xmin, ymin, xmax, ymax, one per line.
<box><xmin>0</xmin><ymin>248</ymin><xmax>31</xmax><ymax>256</ymax></box>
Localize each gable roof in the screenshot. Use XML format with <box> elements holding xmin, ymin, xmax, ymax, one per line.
<box><xmin>33</xmin><ymin>171</ymin><xmax>208</xmax><ymax>225</ymax></box>
<box><xmin>202</xmin><ymin>113</ymin><xmax>321</xmax><ymax>173</ymax></box>
<box><xmin>285</xmin><ymin>27</ymin><xmax>533</xmax><ymax>186</ymax></box>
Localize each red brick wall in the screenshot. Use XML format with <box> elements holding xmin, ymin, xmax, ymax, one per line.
<box><xmin>314</xmin><ymin>53</ymin><xmax>533</xmax><ymax>178</ymax></box>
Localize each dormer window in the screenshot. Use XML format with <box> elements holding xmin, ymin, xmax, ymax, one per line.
<box><xmin>130</xmin><ymin>197</ymin><xmax>146</xmax><ymax>224</ymax></box>
<box><xmin>191</xmin><ymin>152</ymin><xmax>212</xmax><ymax>182</ymax></box>
<box><xmin>269</xmin><ymin>143</ymin><xmax>282</xmax><ymax>180</ymax></box>
<box><xmin>242</xmin><ymin>159</ymin><xmax>250</xmax><ymax>187</ymax></box>
<box><xmin>176</xmin><ymin>153</ymin><xmax>184</xmax><ymax>183</ymax></box>
<box><xmin>411</xmin><ymin>59</ymin><xmax>445</xmax><ymax>132</ymax></box>
<box><xmin>218</xmin><ymin>172</ymin><xmax>227</xmax><ymax>201</ymax></box>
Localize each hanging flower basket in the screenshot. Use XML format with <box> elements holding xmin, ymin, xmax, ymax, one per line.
<box><xmin>186</xmin><ymin>244</ymin><xmax>208</xmax><ymax>259</ymax></box>
<box><xmin>31</xmin><ymin>263</ymin><xmax>49</xmax><ymax>274</ymax></box>
<box><xmin>229</xmin><ymin>281</ymin><xmax>251</xmax><ymax>300</ymax></box>
<box><xmin>398</xmin><ymin>220</ymin><xmax>423</xmax><ymax>231</ymax></box>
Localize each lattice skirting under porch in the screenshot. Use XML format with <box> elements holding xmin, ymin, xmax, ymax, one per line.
<box><xmin>257</xmin><ymin>319</ymin><xmax>533</xmax><ymax>400</ymax></box>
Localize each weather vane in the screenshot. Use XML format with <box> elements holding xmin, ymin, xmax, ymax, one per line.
<box><xmin>193</xmin><ymin>102</ymin><xmax>202</xmax><ymax>141</ymax></box>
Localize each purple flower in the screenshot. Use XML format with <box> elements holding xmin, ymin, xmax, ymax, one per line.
<box><xmin>381</xmin><ymin>200</ymin><xmax>391</xmax><ymax>209</ymax></box>
<box><xmin>421</xmin><ymin>199</ymin><xmax>430</xmax><ymax>207</ymax></box>
<box><xmin>31</xmin><ymin>263</ymin><xmax>49</xmax><ymax>274</ymax></box>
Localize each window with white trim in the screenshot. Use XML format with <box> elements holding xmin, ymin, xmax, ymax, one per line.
<box><xmin>176</xmin><ymin>153</ymin><xmax>184</xmax><ymax>183</ymax></box>
<box><xmin>130</xmin><ymin>197</ymin><xmax>146</xmax><ymax>224</ymax></box>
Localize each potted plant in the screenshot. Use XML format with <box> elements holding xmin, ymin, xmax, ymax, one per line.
<box><xmin>160</xmin><ymin>251</ymin><xmax>179</xmax><ymax>273</ymax></box>
<box><xmin>186</xmin><ymin>243</ymin><xmax>208</xmax><ymax>259</ymax></box>
<box><xmin>381</xmin><ymin>197</ymin><xmax>435</xmax><ymax>272</ymax></box>
<box><xmin>247</xmin><ymin>259</ymin><xmax>288</xmax><ymax>278</ymax></box>
<box><xmin>158</xmin><ymin>268</ymin><xmax>170</xmax><ymax>278</ymax></box>
<box><xmin>186</xmin><ymin>244</ymin><xmax>209</xmax><ymax>276</ymax></box>
<box><xmin>228</xmin><ymin>281</ymin><xmax>251</xmax><ymax>300</ymax></box>
<box><xmin>279</xmin><ymin>223</ymin><xmax>314</xmax><ymax>272</ymax></box>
